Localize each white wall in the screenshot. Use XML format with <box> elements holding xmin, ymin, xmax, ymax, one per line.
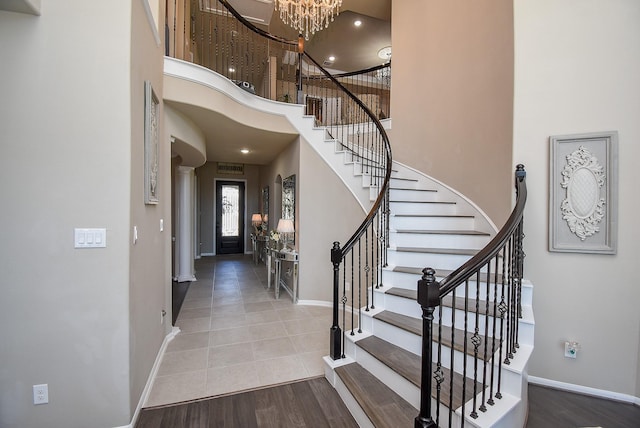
<box><xmin>514</xmin><ymin>0</ymin><xmax>640</xmax><ymax>397</ymax></box>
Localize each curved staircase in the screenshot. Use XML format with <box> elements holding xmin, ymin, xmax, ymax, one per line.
<box><xmin>310</xmin><ymin>131</ymin><xmax>534</xmax><ymax>427</ymax></box>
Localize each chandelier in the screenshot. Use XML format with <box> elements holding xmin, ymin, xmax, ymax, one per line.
<box><xmin>274</xmin><ymin>0</ymin><xmax>343</xmax><ymax>40</ymax></box>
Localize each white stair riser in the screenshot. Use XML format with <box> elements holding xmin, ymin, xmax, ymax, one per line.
<box><xmin>382</xmin><ymin>270</ymin><xmax>501</xmax><ymax>296</ymax></box>
<box><xmin>387</xmin><ymin>250</ymin><xmax>473</xmax><ymax>270</ymax></box>
<box><xmin>370</xmin><ymin>292</ymin><xmax>534</xmax><ymax>349</ymax></box>
<box><xmin>389</xmin><ymin>178</ymin><xmax>421</xmax><ymax>190</ymax></box>
<box><xmin>391</xmin><ymin>215</ymin><xmax>476</xmax><ymax>231</ymax></box>
<box><xmin>390</xmin><ymin>231</ymin><xmax>491</xmax><ymax>250</ymax></box>
<box><xmin>391</xmin><ymin>201</ymin><xmax>458</xmax><ymax>216</ymax></box>
<box><xmin>372</xmin><ymin>289</ymin><xmax>421</xmax><ymax>318</ymax></box>
<box><xmin>380</xmin><ymin>271</ymin><xmax>534</xmax><ymax>309</ymax></box>
<box><xmin>390</xmin><ymin>188</ymin><xmax>440</xmax><ymax>202</ymax></box>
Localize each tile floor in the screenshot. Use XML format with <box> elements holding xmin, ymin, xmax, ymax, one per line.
<box><xmin>145</xmin><ymin>254</ymin><xmax>332</xmax><ymax>408</ymax></box>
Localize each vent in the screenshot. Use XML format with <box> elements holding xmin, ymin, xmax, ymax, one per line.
<box><xmin>217</xmin><ymin>162</ymin><xmax>244</xmax><ymax>175</ymax></box>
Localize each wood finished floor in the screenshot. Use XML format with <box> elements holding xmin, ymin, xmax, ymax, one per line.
<box><xmin>137</xmin><ymin>380</ymin><xmax>640</xmax><ymax>427</ymax></box>
<box><xmin>136</xmin><ymin>377</ymin><xmax>357</xmax><ymax>428</ymax></box>
<box><xmin>526</xmin><ymin>383</ymin><xmax>640</xmax><ymax>428</ymax></box>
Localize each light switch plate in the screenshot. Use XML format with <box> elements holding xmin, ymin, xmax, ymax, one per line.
<box><xmin>74</xmin><ymin>228</ymin><xmax>107</xmax><ymax>248</ymax></box>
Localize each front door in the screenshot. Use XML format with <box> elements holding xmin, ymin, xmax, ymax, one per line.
<box><xmin>216</xmin><ymin>180</ymin><xmax>245</xmax><ymax>254</ymax></box>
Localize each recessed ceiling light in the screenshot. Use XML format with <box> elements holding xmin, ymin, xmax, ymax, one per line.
<box><xmin>328</xmin><ymin>55</ymin><xmax>336</xmax><ymax>62</ymax></box>
<box><xmin>240</xmin><ymin>149</ymin><xmax>249</xmax><ymax>154</ymax></box>
<box><xmin>229</xmin><ymin>67</ymin><xmax>236</xmax><ymax>73</ymax></box>
<box><xmin>354</xmin><ymin>20</ymin><xmax>362</xmax><ymax>27</ymax></box>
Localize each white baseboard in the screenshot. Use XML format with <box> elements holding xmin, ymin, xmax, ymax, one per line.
<box><xmin>116</xmin><ymin>327</ymin><xmax>181</xmax><ymax>428</ymax></box>
<box><xmin>200</xmin><ymin>252</ymin><xmax>215</xmax><ymax>256</ymax></box>
<box><xmin>529</xmin><ymin>376</ymin><xmax>640</xmax><ymax>405</ymax></box>
<box><xmin>177</xmin><ymin>274</ymin><xmax>196</xmax><ymax>282</ymax></box>
<box><xmin>296</xmin><ymin>299</ymin><xmax>332</xmax><ymax>307</ymax></box>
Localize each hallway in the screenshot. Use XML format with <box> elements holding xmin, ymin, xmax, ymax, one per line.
<box><xmin>146</xmin><ymin>255</ymin><xmax>332</xmax><ymax>408</ymax></box>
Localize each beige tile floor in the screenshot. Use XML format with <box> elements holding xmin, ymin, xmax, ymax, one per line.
<box><xmin>145</xmin><ymin>254</ymin><xmax>332</xmax><ymax>408</ymax></box>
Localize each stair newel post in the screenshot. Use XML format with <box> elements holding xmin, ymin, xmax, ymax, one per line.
<box><xmin>415</xmin><ymin>268</ymin><xmax>440</xmax><ymax>428</ymax></box>
<box><xmin>330</xmin><ymin>241</ymin><xmax>343</xmax><ymax>360</ymax></box>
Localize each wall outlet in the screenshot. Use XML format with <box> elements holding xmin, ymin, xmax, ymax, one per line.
<box><xmin>564</xmin><ymin>341</ymin><xmax>578</xmax><ymax>359</ymax></box>
<box><xmin>345</xmin><ymin>282</ymin><xmax>350</xmax><ymax>291</ymax></box>
<box><xmin>33</xmin><ymin>384</ymin><xmax>48</xmax><ymax>405</ymax></box>
<box><xmin>160</xmin><ymin>309</ymin><xmax>166</xmax><ymax>325</ymax></box>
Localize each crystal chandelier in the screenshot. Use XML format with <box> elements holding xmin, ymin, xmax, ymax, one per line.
<box><xmin>274</xmin><ymin>0</ymin><xmax>343</xmax><ymax>40</ymax></box>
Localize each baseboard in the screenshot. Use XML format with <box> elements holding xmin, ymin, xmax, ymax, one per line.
<box><xmin>200</xmin><ymin>252</ymin><xmax>215</xmax><ymax>256</ymax></box>
<box><xmin>296</xmin><ymin>299</ymin><xmax>332</xmax><ymax>307</ymax></box>
<box><xmin>529</xmin><ymin>376</ymin><xmax>640</xmax><ymax>405</ymax></box>
<box><xmin>116</xmin><ymin>327</ymin><xmax>181</xmax><ymax>428</ymax></box>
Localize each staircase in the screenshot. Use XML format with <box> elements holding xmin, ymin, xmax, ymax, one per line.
<box><xmin>310</xmin><ymin>126</ymin><xmax>534</xmax><ymax>428</ymax></box>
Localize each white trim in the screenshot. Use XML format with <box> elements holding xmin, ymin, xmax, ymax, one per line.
<box><xmin>200</xmin><ymin>252</ymin><xmax>215</xmax><ymax>256</ymax></box>
<box><xmin>529</xmin><ymin>376</ymin><xmax>640</xmax><ymax>405</ymax></box>
<box><xmin>296</xmin><ymin>299</ymin><xmax>332</xmax><ymax>307</ymax></box>
<box><xmin>141</xmin><ymin>0</ymin><xmax>162</xmax><ymax>47</ymax></box>
<box><xmin>177</xmin><ymin>274</ymin><xmax>197</xmax><ymax>282</ymax></box>
<box><xmin>119</xmin><ymin>327</ymin><xmax>180</xmax><ymax>428</ymax></box>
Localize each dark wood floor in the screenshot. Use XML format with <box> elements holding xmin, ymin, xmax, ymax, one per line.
<box><xmin>526</xmin><ymin>383</ymin><xmax>640</xmax><ymax>428</ymax></box>
<box><xmin>136</xmin><ymin>377</ymin><xmax>358</xmax><ymax>428</ymax></box>
<box><xmin>138</xmin><ymin>378</ymin><xmax>640</xmax><ymax>428</ymax></box>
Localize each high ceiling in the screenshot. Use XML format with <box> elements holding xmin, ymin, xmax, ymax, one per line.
<box><xmin>173</xmin><ymin>0</ymin><xmax>391</xmax><ymax>166</ymax></box>
<box><xmin>228</xmin><ymin>0</ymin><xmax>392</xmax><ymax>72</ymax></box>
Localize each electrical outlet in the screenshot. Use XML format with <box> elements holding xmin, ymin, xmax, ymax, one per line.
<box><xmin>160</xmin><ymin>309</ymin><xmax>166</xmax><ymax>325</ymax></box>
<box><xmin>564</xmin><ymin>341</ymin><xmax>578</xmax><ymax>359</ymax></box>
<box><xmin>345</xmin><ymin>282</ymin><xmax>350</xmax><ymax>291</ymax></box>
<box><xmin>33</xmin><ymin>384</ymin><xmax>48</xmax><ymax>405</ymax></box>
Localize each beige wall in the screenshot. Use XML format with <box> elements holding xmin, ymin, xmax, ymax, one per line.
<box><xmin>129</xmin><ymin>0</ymin><xmax>169</xmax><ymax>418</ymax></box>
<box><xmin>391</xmin><ymin>0</ymin><xmax>514</xmax><ymax>226</ymax></box>
<box><xmin>297</xmin><ymin>139</ymin><xmax>365</xmax><ymax>302</ymax></box>
<box><xmin>514</xmin><ymin>0</ymin><xmax>640</xmax><ymax>396</ymax></box>
<box><xmin>0</xmin><ymin>1</ymin><xmax>170</xmax><ymax>427</ymax></box>
<box><xmin>0</xmin><ymin>3</ymin><xmax>131</xmax><ymax>427</ymax></box>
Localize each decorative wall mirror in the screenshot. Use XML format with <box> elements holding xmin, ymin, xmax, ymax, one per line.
<box><xmin>262</xmin><ymin>186</ymin><xmax>269</xmax><ymax>230</ymax></box>
<box><xmin>280</xmin><ymin>174</ymin><xmax>296</xmax><ymax>247</ymax></box>
<box><xmin>282</xmin><ymin>175</ymin><xmax>295</xmax><ymax>220</ymax></box>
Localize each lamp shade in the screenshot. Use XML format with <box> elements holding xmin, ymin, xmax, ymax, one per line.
<box><xmin>251</xmin><ymin>213</ymin><xmax>263</xmax><ymax>224</ymax></box>
<box><xmin>276</xmin><ymin>218</ymin><xmax>295</xmax><ymax>233</ymax></box>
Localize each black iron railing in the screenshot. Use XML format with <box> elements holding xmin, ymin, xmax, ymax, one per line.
<box><xmin>167</xmin><ymin>0</ymin><xmax>393</xmax><ymax>361</ymax></box>
<box><xmin>415</xmin><ymin>165</ymin><xmax>527</xmax><ymax>428</ymax></box>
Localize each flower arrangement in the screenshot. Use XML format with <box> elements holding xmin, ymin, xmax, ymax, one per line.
<box><xmin>269</xmin><ymin>230</ymin><xmax>280</xmax><ymax>242</ymax></box>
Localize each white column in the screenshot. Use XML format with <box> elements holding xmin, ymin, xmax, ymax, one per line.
<box><xmin>176</xmin><ymin>166</ymin><xmax>196</xmax><ymax>282</ymax></box>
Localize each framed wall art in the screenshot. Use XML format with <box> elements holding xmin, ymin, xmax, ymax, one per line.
<box><xmin>549</xmin><ymin>131</ymin><xmax>618</xmax><ymax>254</ymax></box>
<box><xmin>144</xmin><ymin>80</ymin><xmax>159</xmax><ymax>204</ymax></box>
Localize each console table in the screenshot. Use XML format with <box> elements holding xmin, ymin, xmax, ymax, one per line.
<box><xmin>267</xmin><ymin>248</ymin><xmax>299</xmax><ymax>303</ymax></box>
<box><xmin>251</xmin><ymin>234</ymin><xmax>269</xmax><ymax>265</ymax></box>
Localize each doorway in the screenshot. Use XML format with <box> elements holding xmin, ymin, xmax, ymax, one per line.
<box><xmin>216</xmin><ymin>180</ymin><xmax>245</xmax><ymax>254</ymax></box>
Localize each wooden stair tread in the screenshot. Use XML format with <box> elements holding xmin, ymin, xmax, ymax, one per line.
<box><xmin>394</xmin><ymin>229</ymin><xmax>490</xmax><ymax>236</ymax></box>
<box><xmin>335</xmin><ymin>363</ymin><xmax>416</xmax><ymax>427</ymax></box>
<box><xmin>385</xmin><ymin>288</ymin><xmax>498</xmax><ymax>317</ymax></box>
<box><xmin>394</xmin><ymin>247</ymin><xmax>478</xmax><ymax>256</ymax></box>
<box><xmin>373</xmin><ymin>311</ymin><xmax>494</xmax><ymax>362</ymax></box>
<box><xmin>356</xmin><ymin>336</ymin><xmax>483</xmax><ymax>410</ymax></box>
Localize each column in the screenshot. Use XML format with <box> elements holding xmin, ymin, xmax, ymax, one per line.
<box><xmin>176</xmin><ymin>166</ymin><xmax>196</xmax><ymax>282</ymax></box>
